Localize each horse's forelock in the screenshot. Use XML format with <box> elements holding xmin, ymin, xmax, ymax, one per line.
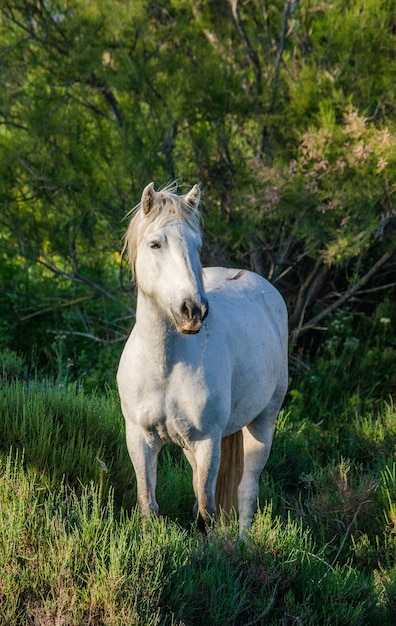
<box><xmin>122</xmin><ymin>185</ymin><xmax>202</xmax><ymax>280</ymax></box>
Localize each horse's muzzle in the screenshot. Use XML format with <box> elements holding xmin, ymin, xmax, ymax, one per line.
<box><xmin>172</xmin><ymin>297</ymin><xmax>209</xmax><ymax>334</ymax></box>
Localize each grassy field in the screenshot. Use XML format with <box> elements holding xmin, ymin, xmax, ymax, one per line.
<box><xmin>1</xmin><ymin>353</ymin><xmax>396</xmax><ymax>625</ymax></box>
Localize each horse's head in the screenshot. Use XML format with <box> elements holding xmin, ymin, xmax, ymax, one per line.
<box><xmin>125</xmin><ymin>182</ymin><xmax>209</xmax><ymax>334</ymax></box>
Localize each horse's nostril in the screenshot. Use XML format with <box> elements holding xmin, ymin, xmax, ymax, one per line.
<box><xmin>181</xmin><ymin>298</ymin><xmax>208</xmax><ymax>321</ymax></box>
<box><xmin>181</xmin><ymin>299</ymin><xmax>194</xmax><ymax>319</ymax></box>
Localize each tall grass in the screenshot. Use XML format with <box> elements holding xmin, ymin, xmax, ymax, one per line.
<box><xmin>0</xmin><ymin>375</ymin><xmax>134</xmax><ymax>509</ymax></box>
<box><xmin>0</xmin><ymin>452</ymin><xmax>189</xmax><ymax>626</ymax></box>
<box><xmin>1</xmin><ymin>451</ymin><xmax>387</xmax><ymax>625</ymax></box>
<box><xmin>1</xmin><ymin>351</ymin><xmax>396</xmax><ymax>624</ymax></box>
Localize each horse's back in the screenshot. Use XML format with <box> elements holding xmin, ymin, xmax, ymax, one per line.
<box><xmin>203</xmin><ymin>267</ymin><xmax>287</xmax><ymax>340</ymax></box>
<box><xmin>203</xmin><ymin>266</ymin><xmax>284</xmax><ymax>303</ymax></box>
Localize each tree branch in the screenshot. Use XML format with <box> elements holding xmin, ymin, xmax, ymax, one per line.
<box><xmin>289</xmin><ymin>259</ymin><xmax>328</xmax><ymax>328</ymax></box>
<box><xmin>18</xmin><ymin>296</ymin><xmax>94</xmax><ymax>322</ymax></box>
<box><xmin>295</xmin><ymin>249</ymin><xmax>394</xmax><ymax>340</ymax></box>
<box><xmin>228</xmin><ymin>0</ymin><xmax>262</xmax><ymax>95</ymax></box>
<box><xmin>89</xmin><ymin>72</ymin><xmax>124</xmax><ymax>126</ymax></box>
<box><xmin>268</xmin><ymin>0</ymin><xmax>298</xmax><ymax>114</ymax></box>
<box><xmin>261</xmin><ymin>0</ymin><xmax>299</xmax><ymax>156</ymax></box>
<box><xmin>25</xmin><ymin>254</ymin><xmax>136</xmax><ymax>316</ymax></box>
<box><xmin>48</xmin><ymin>330</ymin><xmax>126</xmax><ymax>344</ymax></box>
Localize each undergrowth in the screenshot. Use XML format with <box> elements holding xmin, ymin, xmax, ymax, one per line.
<box><xmin>0</xmin><ymin>350</ymin><xmax>396</xmax><ymax>624</ymax></box>
<box><xmin>0</xmin><ymin>452</ymin><xmax>388</xmax><ymax>626</ymax></box>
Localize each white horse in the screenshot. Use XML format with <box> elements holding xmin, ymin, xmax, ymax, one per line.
<box><xmin>117</xmin><ymin>182</ymin><xmax>288</xmax><ymax>534</ymax></box>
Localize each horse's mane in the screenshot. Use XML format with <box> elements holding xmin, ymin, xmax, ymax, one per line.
<box><xmin>122</xmin><ymin>182</ymin><xmax>202</xmax><ymax>280</ymax></box>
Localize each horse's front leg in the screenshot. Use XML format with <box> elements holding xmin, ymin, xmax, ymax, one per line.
<box><xmin>182</xmin><ymin>449</ymin><xmax>199</xmax><ymax>518</ymax></box>
<box><xmin>125</xmin><ymin>421</ymin><xmax>161</xmax><ymax>517</ymax></box>
<box><xmin>193</xmin><ymin>437</ymin><xmax>221</xmax><ymax>529</ymax></box>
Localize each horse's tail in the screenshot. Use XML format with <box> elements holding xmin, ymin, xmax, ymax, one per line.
<box><xmin>215</xmin><ymin>431</ymin><xmax>244</xmax><ymax>519</ymax></box>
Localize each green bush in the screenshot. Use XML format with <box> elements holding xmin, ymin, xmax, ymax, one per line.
<box><xmin>289</xmin><ymin>302</ymin><xmax>396</xmax><ymax>430</ymax></box>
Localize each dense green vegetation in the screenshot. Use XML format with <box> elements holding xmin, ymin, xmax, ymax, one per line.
<box><xmin>0</xmin><ymin>0</ymin><xmax>395</xmax><ymax>379</ymax></box>
<box><xmin>1</xmin><ymin>0</ymin><xmax>395</xmax><ymax>623</ymax></box>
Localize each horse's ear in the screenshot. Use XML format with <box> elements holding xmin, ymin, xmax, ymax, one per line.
<box><xmin>141</xmin><ymin>182</ymin><xmax>156</xmax><ymax>215</ymax></box>
<box><xmin>184</xmin><ymin>184</ymin><xmax>200</xmax><ymax>210</ymax></box>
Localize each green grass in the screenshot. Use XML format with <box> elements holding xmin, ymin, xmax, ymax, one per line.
<box><xmin>0</xmin><ymin>376</ymin><xmax>135</xmax><ymax>509</ymax></box>
<box><xmin>1</xmin><ymin>359</ymin><xmax>396</xmax><ymax>624</ymax></box>
<box><xmin>0</xmin><ymin>452</ymin><xmax>385</xmax><ymax>626</ymax></box>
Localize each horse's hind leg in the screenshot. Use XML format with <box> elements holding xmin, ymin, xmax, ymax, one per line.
<box><xmin>238</xmin><ymin>424</ymin><xmax>272</xmax><ymax>532</ymax></box>
<box><xmin>238</xmin><ymin>398</ymin><xmax>283</xmax><ymax>533</ymax></box>
<box><xmin>125</xmin><ymin>420</ymin><xmax>161</xmax><ymax>517</ymax></box>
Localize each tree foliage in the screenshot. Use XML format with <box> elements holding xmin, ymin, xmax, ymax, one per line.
<box><xmin>0</xmin><ymin>0</ymin><xmax>395</xmax><ymax>380</ymax></box>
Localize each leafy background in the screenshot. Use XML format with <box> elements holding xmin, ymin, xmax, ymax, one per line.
<box><xmin>1</xmin><ymin>1</ymin><xmax>396</xmax><ymax>623</ymax></box>
<box><xmin>1</xmin><ymin>0</ymin><xmax>395</xmax><ymax>387</ymax></box>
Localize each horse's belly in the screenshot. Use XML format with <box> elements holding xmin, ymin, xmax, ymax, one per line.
<box><xmin>225</xmin><ymin>375</ymin><xmax>278</xmax><ymax>435</ymax></box>
<box><xmin>225</xmin><ymin>388</ymin><xmax>273</xmax><ymax>435</ymax></box>
<box><xmin>206</xmin><ymin>318</ymin><xmax>286</xmax><ymax>436</ymax></box>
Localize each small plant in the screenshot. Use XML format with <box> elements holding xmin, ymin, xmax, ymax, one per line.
<box><xmin>51</xmin><ymin>334</ymin><xmax>74</xmax><ymax>385</ymax></box>
<box><xmin>0</xmin><ymin>349</ymin><xmax>27</xmax><ymax>382</ymax></box>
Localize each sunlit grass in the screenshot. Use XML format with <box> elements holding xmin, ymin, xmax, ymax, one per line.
<box><xmin>0</xmin><ymin>364</ymin><xmax>396</xmax><ymax>624</ymax></box>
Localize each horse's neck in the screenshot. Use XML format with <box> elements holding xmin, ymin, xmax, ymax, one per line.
<box><xmin>134</xmin><ymin>291</ymin><xmax>177</xmax><ymax>366</ymax></box>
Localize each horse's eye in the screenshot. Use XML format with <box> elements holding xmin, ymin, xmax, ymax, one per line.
<box><xmin>150</xmin><ymin>240</ymin><xmax>161</xmax><ymax>250</ymax></box>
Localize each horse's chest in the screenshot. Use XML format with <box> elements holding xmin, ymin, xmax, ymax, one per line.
<box><xmin>131</xmin><ymin>371</ymin><xmax>212</xmax><ymax>447</ymax></box>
